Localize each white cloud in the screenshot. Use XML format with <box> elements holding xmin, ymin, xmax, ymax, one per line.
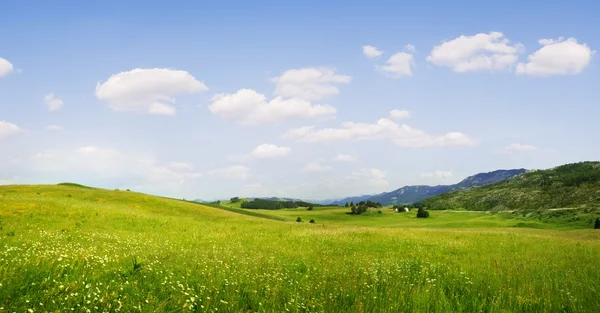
<box><xmin>347</xmin><ymin>168</ymin><xmax>389</xmax><ymax>187</ymax></box>
<box><xmin>209</xmin><ymin>89</ymin><xmax>336</xmax><ymax>126</ymax></box>
<box><xmin>283</xmin><ymin>116</ymin><xmax>478</xmax><ymax>148</ymax></box>
<box><xmin>0</xmin><ymin>58</ymin><xmax>14</xmax><ymax>77</ymax></box>
<box><xmin>46</xmin><ymin>125</ymin><xmax>63</xmax><ymax>131</ymax></box>
<box><xmin>209</xmin><ymin>165</ymin><xmax>250</xmax><ymax>180</ymax></box>
<box><xmin>272</xmin><ymin>67</ymin><xmax>351</xmax><ymax>100</ymax></box>
<box><xmin>420</xmin><ymin>170</ymin><xmax>453</xmax><ymax>179</ymax></box>
<box><xmin>362</xmin><ymin>45</ymin><xmax>384</xmax><ymax>59</ymax></box>
<box><xmin>95</xmin><ymin>68</ymin><xmax>208</xmax><ymax>115</ymax></box>
<box><xmin>501</xmin><ymin>143</ymin><xmax>538</xmax><ymax>153</ymax></box>
<box><xmin>44</xmin><ymin>93</ymin><xmax>64</xmax><ymax>111</ymax></box>
<box><xmin>516</xmin><ymin>37</ymin><xmax>595</xmax><ymax>76</ymax></box>
<box><xmin>0</xmin><ymin>121</ymin><xmax>23</xmax><ymax>139</ymax></box>
<box><xmin>303</xmin><ymin>162</ymin><xmax>334</xmax><ymax>172</ymax></box>
<box><xmin>250</xmin><ymin>144</ymin><xmax>291</xmax><ymax>159</ymax></box>
<box><xmin>389</xmin><ymin>109</ymin><xmax>411</xmax><ymax>120</ymax></box>
<box><xmin>332</xmin><ymin>154</ymin><xmax>358</xmax><ymax>162</ymax></box>
<box><xmin>404</xmin><ymin>44</ymin><xmax>416</xmax><ymax>52</ymax></box>
<box><xmin>168</xmin><ymin>161</ymin><xmax>194</xmax><ymax>171</ymax></box>
<box><xmin>378</xmin><ymin>52</ymin><xmax>414</xmax><ymax>77</ymax></box>
<box><xmin>427</xmin><ymin>32</ymin><xmax>523</xmax><ymax>72</ymax></box>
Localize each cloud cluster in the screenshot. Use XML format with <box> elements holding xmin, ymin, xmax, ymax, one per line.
<box><xmin>95</xmin><ymin>68</ymin><xmax>208</xmax><ymax>115</ymax></box>
<box><xmin>209</xmin><ymin>89</ymin><xmax>336</xmax><ymax>126</ymax></box>
<box><xmin>250</xmin><ymin>144</ymin><xmax>291</xmax><ymax>159</ymax></box>
<box><xmin>378</xmin><ymin>52</ymin><xmax>415</xmax><ymax>77</ymax></box>
<box><xmin>44</xmin><ymin>93</ymin><xmax>64</xmax><ymax>111</ymax></box>
<box><xmin>209</xmin><ymin>67</ymin><xmax>349</xmax><ymax>125</ymax></box>
<box><xmin>362</xmin><ymin>45</ymin><xmax>384</xmax><ymax>59</ymax></box>
<box><xmin>517</xmin><ymin>38</ymin><xmax>595</xmax><ymax>76</ymax></box>
<box><xmin>0</xmin><ymin>121</ymin><xmax>23</xmax><ymax>139</ymax></box>
<box><xmin>332</xmin><ymin>154</ymin><xmax>358</xmax><ymax>162</ymax></box>
<box><xmin>427</xmin><ymin>32</ymin><xmax>523</xmax><ymax>72</ymax></box>
<box><xmin>283</xmin><ymin>110</ymin><xmax>477</xmax><ymax>148</ymax></box>
<box><xmin>0</xmin><ymin>58</ymin><xmax>14</xmax><ymax>77</ymax></box>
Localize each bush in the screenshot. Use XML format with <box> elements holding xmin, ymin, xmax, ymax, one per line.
<box><xmin>377</xmin><ymin>210</ymin><xmax>382</xmax><ymax>214</ymax></box>
<box><xmin>296</xmin><ymin>217</ymin><xmax>303</xmax><ymax>223</ymax></box>
<box><xmin>416</xmin><ymin>207</ymin><xmax>430</xmax><ymax>218</ymax></box>
<box><xmin>309</xmin><ymin>219</ymin><xmax>315</xmax><ymax>224</ymax></box>
<box><xmin>307</xmin><ymin>206</ymin><xmax>313</xmax><ymax>211</ymax></box>
<box><xmin>595</xmin><ymin>217</ymin><xmax>600</xmax><ymax>229</ymax></box>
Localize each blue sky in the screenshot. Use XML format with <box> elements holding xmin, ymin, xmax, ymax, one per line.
<box><xmin>1</xmin><ymin>0</ymin><xmax>598</xmax><ymax>200</ymax></box>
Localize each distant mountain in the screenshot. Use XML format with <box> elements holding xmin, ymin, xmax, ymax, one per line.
<box><xmin>417</xmin><ymin>161</ymin><xmax>600</xmax><ymax>211</ymax></box>
<box><xmin>330</xmin><ymin>169</ymin><xmax>527</xmax><ymax>206</ymax></box>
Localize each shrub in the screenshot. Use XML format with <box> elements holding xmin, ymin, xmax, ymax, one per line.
<box><xmin>595</xmin><ymin>217</ymin><xmax>600</xmax><ymax>229</ymax></box>
<box><xmin>307</xmin><ymin>206</ymin><xmax>313</xmax><ymax>211</ymax></box>
<box><xmin>377</xmin><ymin>210</ymin><xmax>382</xmax><ymax>214</ymax></box>
<box><xmin>416</xmin><ymin>207</ymin><xmax>430</xmax><ymax>218</ymax></box>
<box><xmin>296</xmin><ymin>217</ymin><xmax>303</xmax><ymax>223</ymax></box>
<box><xmin>309</xmin><ymin>219</ymin><xmax>315</xmax><ymax>224</ymax></box>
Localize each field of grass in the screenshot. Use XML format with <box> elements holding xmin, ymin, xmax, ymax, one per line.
<box><xmin>1</xmin><ymin>185</ymin><xmax>600</xmax><ymax>312</ymax></box>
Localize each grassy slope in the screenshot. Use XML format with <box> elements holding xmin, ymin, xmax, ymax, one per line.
<box><xmin>0</xmin><ymin>185</ymin><xmax>599</xmax><ymax>312</ymax></box>
<box><xmin>418</xmin><ymin>162</ymin><xmax>600</xmax><ymax>214</ymax></box>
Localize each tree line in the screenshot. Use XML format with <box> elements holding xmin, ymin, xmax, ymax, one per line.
<box><xmin>241</xmin><ymin>198</ymin><xmax>336</xmax><ymax>210</ymax></box>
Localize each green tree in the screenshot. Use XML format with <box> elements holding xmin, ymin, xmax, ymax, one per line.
<box><xmin>309</xmin><ymin>219</ymin><xmax>315</xmax><ymax>224</ymax></box>
<box><xmin>351</xmin><ymin>206</ymin><xmax>357</xmax><ymax>214</ymax></box>
<box><xmin>307</xmin><ymin>206</ymin><xmax>313</xmax><ymax>211</ymax></box>
<box><xmin>230</xmin><ymin>197</ymin><xmax>240</xmax><ymax>203</ymax></box>
<box><xmin>345</xmin><ymin>202</ymin><xmax>349</xmax><ymax>207</ymax></box>
<box><xmin>296</xmin><ymin>217</ymin><xmax>303</xmax><ymax>223</ymax></box>
<box><xmin>595</xmin><ymin>217</ymin><xmax>600</xmax><ymax>229</ymax></box>
<box><xmin>416</xmin><ymin>207</ymin><xmax>430</xmax><ymax>218</ymax></box>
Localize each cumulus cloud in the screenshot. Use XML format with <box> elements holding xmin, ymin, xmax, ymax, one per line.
<box><xmin>501</xmin><ymin>143</ymin><xmax>538</xmax><ymax>153</ymax></box>
<box><xmin>209</xmin><ymin>165</ymin><xmax>250</xmax><ymax>180</ymax></box>
<box><xmin>427</xmin><ymin>32</ymin><xmax>523</xmax><ymax>72</ymax></box>
<box><xmin>516</xmin><ymin>37</ymin><xmax>595</xmax><ymax>76</ymax></box>
<box><xmin>209</xmin><ymin>89</ymin><xmax>336</xmax><ymax>126</ymax></box>
<box><xmin>0</xmin><ymin>121</ymin><xmax>23</xmax><ymax>139</ymax></box>
<box><xmin>95</xmin><ymin>68</ymin><xmax>208</xmax><ymax>115</ymax></box>
<box><xmin>362</xmin><ymin>45</ymin><xmax>384</xmax><ymax>59</ymax></box>
<box><xmin>0</xmin><ymin>58</ymin><xmax>14</xmax><ymax>77</ymax></box>
<box><xmin>378</xmin><ymin>52</ymin><xmax>415</xmax><ymax>77</ymax></box>
<box><xmin>44</xmin><ymin>93</ymin><xmax>64</xmax><ymax>111</ymax></box>
<box><xmin>250</xmin><ymin>144</ymin><xmax>291</xmax><ymax>159</ymax></box>
<box><xmin>389</xmin><ymin>109</ymin><xmax>411</xmax><ymax>120</ymax></box>
<box><xmin>283</xmin><ymin>115</ymin><xmax>478</xmax><ymax>148</ymax></box>
<box><xmin>303</xmin><ymin>162</ymin><xmax>334</xmax><ymax>172</ymax></box>
<box><xmin>332</xmin><ymin>154</ymin><xmax>358</xmax><ymax>162</ymax></box>
<box><xmin>272</xmin><ymin>67</ymin><xmax>351</xmax><ymax>100</ymax></box>
<box><xmin>46</xmin><ymin>125</ymin><xmax>63</xmax><ymax>131</ymax></box>
<box><xmin>404</xmin><ymin>44</ymin><xmax>416</xmax><ymax>52</ymax></box>
<box><xmin>420</xmin><ymin>170</ymin><xmax>453</xmax><ymax>179</ymax></box>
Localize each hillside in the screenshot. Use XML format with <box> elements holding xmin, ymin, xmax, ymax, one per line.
<box><xmin>1</xmin><ymin>184</ymin><xmax>600</xmax><ymax>312</ymax></box>
<box><xmin>331</xmin><ymin>169</ymin><xmax>526</xmax><ymax>206</ymax></box>
<box><xmin>417</xmin><ymin>161</ymin><xmax>600</xmax><ymax>212</ymax></box>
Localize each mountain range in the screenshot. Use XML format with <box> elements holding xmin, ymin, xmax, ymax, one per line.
<box><xmin>328</xmin><ymin>169</ymin><xmax>527</xmax><ymax>206</ymax></box>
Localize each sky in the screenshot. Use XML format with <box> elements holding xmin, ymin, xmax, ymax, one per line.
<box><xmin>1</xmin><ymin>0</ymin><xmax>599</xmax><ymax>200</ymax></box>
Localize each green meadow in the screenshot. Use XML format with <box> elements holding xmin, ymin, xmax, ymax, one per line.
<box><xmin>1</xmin><ymin>185</ymin><xmax>600</xmax><ymax>312</ymax></box>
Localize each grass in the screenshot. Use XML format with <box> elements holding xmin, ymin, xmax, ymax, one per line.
<box><xmin>1</xmin><ymin>185</ymin><xmax>600</xmax><ymax>312</ymax></box>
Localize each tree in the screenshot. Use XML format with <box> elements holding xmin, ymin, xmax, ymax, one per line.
<box><xmin>307</xmin><ymin>206</ymin><xmax>313</xmax><ymax>211</ymax></box>
<box><xmin>351</xmin><ymin>206</ymin><xmax>357</xmax><ymax>214</ymax></box>
<box><xmin>350</xmin><ymin>202</ymin><xmax>354</xmax><ymax>207</ymax></box>
<box><xmin>595</xmin><ymin>217</ymin><xmax>600</xmax><ymax>229</ymax></box>
<box><xmin>309</xmin><ymin>219</ymin><xmax>315</xmax><ymax>224</ymax></box>
<box><xmin>416</xmin><ymin>207</ymin><xmax>430</xmax><ymax>218</ymax></box>
<box><xmin>296</xmin><ymin>217</ymin><xmax>303</xmax><ymax>223</ymax></box>
<box><xmin>230</xmin><ymin>197</ymin><xmax>240</xmax><ymax>203</ymax></box>
<box><xmin>345</xmin><ymin>202</ymin><xmax>349</xmax><ymax>207</ymax></box>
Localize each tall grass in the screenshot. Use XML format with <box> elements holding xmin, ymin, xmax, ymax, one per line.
<box><xmin>1</xmin><ymin>185</ymin><xmax>599</xmax><ymax>312</ymax></box>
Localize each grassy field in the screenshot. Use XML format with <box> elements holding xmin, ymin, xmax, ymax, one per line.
<box><xmin>1</xmin><ymin>185</ymin><xmax>600</xmax><ymax>312</ymax></box>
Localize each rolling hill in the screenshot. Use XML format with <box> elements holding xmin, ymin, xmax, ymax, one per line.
<box><xmin>416</xmin><ymin>161</ymin><xmax>600</xmax><ymax>211</ymax></box>
<box><xmin>330</xmin><ymin>169</ymin><xmax>526</xmax><ymax>206</ymax></box>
